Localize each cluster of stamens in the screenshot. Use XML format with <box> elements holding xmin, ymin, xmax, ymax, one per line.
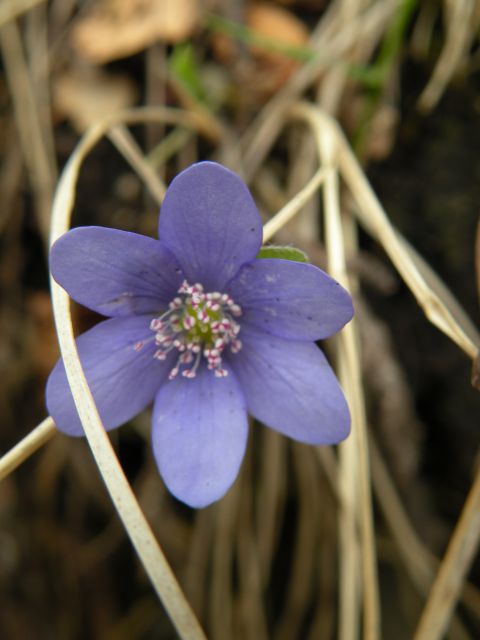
<box><xmin>139</xmin><ymin>280</ymin><xmax>242</xmax><ymax>380</ymax></box>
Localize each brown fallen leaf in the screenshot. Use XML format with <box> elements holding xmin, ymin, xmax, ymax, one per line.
<box><xmin>72</xmin><ymin>0</ymin><xmax>199</xmax><ymax>64</ymax></box>
<box><xmin>212</xmin><ymin>2</ymin><xmax>309</xmax><ymax>97</ymax></box>
<box><xmin>53</xmin><ymin>67</ymin><xmax>138</xmax><ymax>132</ymax></box>
<box><xmin>246</xmin><ymin>2</ymin><xmax>309</xmax><ymax>63</ymax></box>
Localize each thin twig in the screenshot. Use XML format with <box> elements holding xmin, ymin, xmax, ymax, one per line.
<box><xmin>0</xmin><ymin>416</ymin><xmax>56</xmax><ymax>481</ymax></box>
<box><xmin>107</xmin><ymin>125</ymin><xmax>166</xmax><ymax>204</ymax></box>
<box><xmin>413</xmin><ymin>461</ymin><xmax>480</xmax><ymax>640</ymax></box>
<box><xmin>235</xmin><ymin>451</ymin><xmax>269</xmax><ymax>640</ymax></box>
<box><xmin>294</xmin><ymin>101</ymin><xmax>380</xmax><ymax>640</ymax></box>
<box><xmin>275</xmin><ymin>444</ymin><xmax>319</xmax><ymax>640</ymax></box>
<box><xmin>209</xmin><ymin>483</ymin><xmax>239</xmax><ymax>640</ymax></box>
<box><xmin>305</xmin><ymin>105</ymin><xmax>479</xmax><ymax>360</ymax></box>
<box><xmin>256</xmin><ymin>428</ymin><xmax>287</xmax><ymax>587</ymax></box>
<box><xmin>417</xmin><ymin>0</ymin><xmax>477</xmax><ymax>111</ymax></box>
<box><xmin>263</xmin><ymin>167</ymin><xmax>327</xmax><ymax>242</ymax></box>
<box><xmin>239</xmin><ymin>0</ymin><xmax>401</xmax><ymax>181</ymax></box>
<box><xmin>0</xmin><ymin>19</ymin><xmax>56</xmax><ymax>246</ymax></box>
<box><xmin>322</xmin><ymin>150</ymin><xmax>361</xmax><ymax>640</ymax></box>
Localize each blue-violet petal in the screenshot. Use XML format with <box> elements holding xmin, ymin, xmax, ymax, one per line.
<box><xmin>152</xmin><ymin>365</ymin><xmax>248</xmax><ymax>508</ymax></box>
<box><xmin>227</xmin><ymin>326</ymin><xmax>350</xmax><ymax>445</ymax></box>
<box><xmin>50</xmin><ymin>227</ymin><xmax>184</xmax><ymax>317</ymax></box>
<box><xmin>158</xmin><ymin>162</ymin><xmax>262</xmax><ymax>291</ymax></box>
<box><xmin>47</xmin><ymin>315</ymin><xmax>173</xmax><ymax>436</ymax></box>
<box><xmin>227</xmin><ymin>258</ymin><xmax>354</xmax><ymax>341</ymax></box>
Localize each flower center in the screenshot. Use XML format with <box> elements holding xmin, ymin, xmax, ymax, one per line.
<box><xmin>147</xmin><ymin>280</ymin><xmax>242</xmax><ymax>380</ymax></box>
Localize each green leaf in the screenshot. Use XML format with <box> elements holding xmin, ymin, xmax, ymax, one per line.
<box><xmin>169</xmin><ymin>43</ymin><xmax>207</xmax><ymax>104</ymax></box>
<box><xmin>257</xmin><ymin>245</ymin><xmax>308</xmax><ymax>262</ymax></box>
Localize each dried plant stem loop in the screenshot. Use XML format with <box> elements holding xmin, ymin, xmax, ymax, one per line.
<box><xmin>48</xmin><ymin>112</ymin><xmax>210</xmax><ymax>640</ymax></box>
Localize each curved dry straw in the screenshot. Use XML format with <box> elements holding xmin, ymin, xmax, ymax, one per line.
<box><xmin>48</xmin><ymin>108</ymin><xmax>211</xmax><ymax>640</ymax></box>
<box><xmin>289</xmin><ymin>103</ymin><xmax>380</xmax><ymax>640</ymax></box>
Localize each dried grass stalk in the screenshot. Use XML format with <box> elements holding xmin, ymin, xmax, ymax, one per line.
<box><xmin>296</xmin><ymin>103</ymin><xmax>480</xmax><ymax>360</ymax></box>
<box><xmin>413</xmin><ymin>465</ymin><xmax>480</xmax><ymax>640</ymax></box>
<box><xmin>0</xmin><ymin>416</ymin><xmax>55</xmax><ymax>481</ymax></box>
<box><xmin>0</xmin><ymin>19</ymin><xmax>55</xmax><ymax>245</ymax></box>
<box><xmin>0</xmin><ymin>0</ymin><xmax>46</xmax><ymax>27</ymax></box>
<box><xmin>317</xmin><ymin>118</ymin><xmax>380</xmax><ymax>640</ymax></box>
<box><xmin>418</xmin><ymin>0</ymin><xmax>478</xmax><ymax>111</ymax></box>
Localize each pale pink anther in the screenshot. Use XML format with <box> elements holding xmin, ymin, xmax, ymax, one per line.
<box><xmin>169</xmin><ymin>297</ymin><xmax>182</xmax><ymax>310</ymax></box>
<box><xmin>230</xmin><ymin>339</ymin><xmax>242</xmax><ymax>353</ymax></box>
<box><xmin>150</xmin><ymin>318</ymin><xmax>163</xmax><ymax>331</ymax></box>
<box><xmin>168</xmin><ymin>367</ymin><xmax>179</xmax><ymax>380</ymax></box>
<box><xmin>197</xmin><ymin>309</ymin><xmax>209</xmax><ymax>323</ymax></box>
<box><xmin>214</xmin><ymin>368</ymin><xmax>228</xmax><ymax>378</ymax></box>
<box><xmin>191</xmin><ymin>297</ymin><xmax>204</xmax><ymax>309</ymax></box>
<box><xmin>183</xmin><ymin>315</ymin><xmax>196</xmax><ymax>330</ymax></box>
<box><xmin>173</xmin><ymin>339</ymin><xmax>186</xmax><ymax>351</ymax></box>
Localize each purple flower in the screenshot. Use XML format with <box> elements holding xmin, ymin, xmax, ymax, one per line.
<box><xmin>46</xmin><ymin>162</ymin><xmax>353</xmax><ymax>508</ymax></box>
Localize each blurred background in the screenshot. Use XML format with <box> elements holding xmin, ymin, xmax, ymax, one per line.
<box><xmin>0</xmin><ymin>0</ymin><xmax>479</xmax><ymax>638</ymax></box>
